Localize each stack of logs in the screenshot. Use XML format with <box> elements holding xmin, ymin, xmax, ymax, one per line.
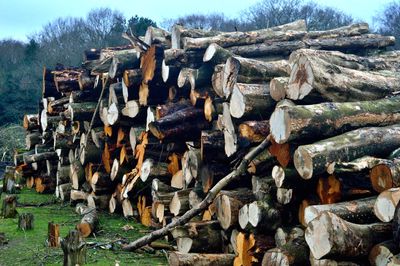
<box><xmin>13</xmin><ymin>19</ymin><xmax>400</xmax><ymax>265</ymax></box>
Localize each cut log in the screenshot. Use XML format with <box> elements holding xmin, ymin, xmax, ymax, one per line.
<box><xmin>140</xmin><ymin>159</ymin><xmax>170</xmax><ymax>182</ymax></box>
<box><xmin>304</xmin><ymin>196</ymin><xmax>377</xmax><ymax>226</ymax></box>
<box><xmin>23</xmin><ymin>114</ymin><xmax>40</xmax><ymax>130</ymax></box>
<box><xmin>58</xmin><ymin>183</ymin><xmax>72</xmax><ymax>202</ymax></box>
<box><xmin>252</xmin><ymin>176</ymin><xmax>276</xmax><ymax>201</ymax></box>
<box><xmin>144</xmin><ymin>26</ymin><xmax>171</xmax><ymax>47</ymax></box>
<box><xmin>169</xmin><ymin>189</ymin><xmax>191</xmax><ymax>216</ymax></box>
<box><xmin>24</xmin><ymin>152</ymin><xmax>58</xmax><ymax>164</ymax></box>
<box><xmin>61</xmin><ymin>230</ymin><xmax>86</xmax><ymax>266</ymax></box>
<box><xmin>183</xmin><ymin>20</ymin><xmax>307</xmax><ymax>50</ymax></box>
<box><xmin>262</xmin><ymin>237</ymin><xmax>309</xmax><ymax>266</ymax></box>
<box><xmin>287</xmin><ymin>48</ymin><xmax>400</xmax><ymax>101</ymax></box>
<box><xmin>248</xmin><ymin>200</ymin><xmax>281</xmax><ymax>231</ymax></box>
<box><xmin>1</xmin><ymin>195</ymin><xmax>17</xmax><ymax>218</ymax></box>
<box><xmin>272</xmin><ymin>165</ymin><xmax>302</xmax><ymax>188</ymax></box>
<box><xmin>164</xmin><ymin>48</ymin><xmax>204</xmax><ymax>68</ymax></box>
<box><xmin>168</xmin><ymin>252</ymin><xmax>235</xmax><ymax>266</ymax></box>
<box><xmin>171</xmin><ymin>25</ymin><xmax>223</xmax><ymax>49</ymax></box>
<box><xmin>108</xmin><ymin>50</ymin><xmax>140</xmax><ymax>79</ymax></box>
<box><xmin>48</xmin><ymin>222</ymin><xmax>60</xmax><ymax>247</ymax></box>
<box><xmin>70</xmin><ymin>160</ymin><xmax>85</xmax><ymax>190</ymax></box>
<box><xmin>171</xmin><ymin>220</ymin><xmax>222</xmax><ymax>253</ymax></box>
<box><xmin>328</xmin><ymin>156</ymin><xmax>386</xmax><ymax>175</ymax></box>
<box><xmin>247</xmin><ymin>149</ymin><xmax>276</xmax><ymax>175</ymax></box>
<box><xmin>229</xmin><ymin>83</ymin><xmax>274</xmax><ymax>120</ymax></box>
<box><xmin>305</xmin><ymin>212</ymin><xmax>392</xmax><ymax>259</ymax></box>
<box><xmin>374</xmin><ymin>188</ymin><xmax>400</xmax><ymax>222</ymax></box>
<box><xmin>238</xmin><ymin>120</ymin><xmax>269</xmax><ymax>143</ymax></box>
<box><xmin>215</xmin><ymin>189</ymin><xmax>255</xmax><ymax>230</ymax></box>
<box><xmin>234</xmin><ymin>232</ymin><xmax>275</xmax><ymax>266</ymax></box>
<box><xmin>370</xmin><ymin>158</ymin><xmax>400</xmax><ymax>193</ymax></box>
<box><xmin>18</xmin><ymin>213</ymin><xmax>34</xmax><ymax>230</ymax></box>
<box><xmin>203</xmin><ymin>43</ymin><xmax>235</xmax><ymax>65</ymax></box>
<box><xmin>369</xmin><ymin>240</ymin><xmax>399</xmax><ymax>266</ymax></box>
<box><xmin>76</xmin><ymin>205</ymin><xmax>98</xmax><ymax>238</ymax></box>
<box><xmin>294</xmin><ymin>125</ymin><xmax>400</xmax><ymax>180</ymax></box>
<box><xmin>200</xmin><ymin>130</ymin><xmax>227</xmax><ymax>163</ymax></box>
<box><xmin>222</xmin><ymin>103</ymin><xmax>237</xmax><ymax>157</ymax></box>
<box><xmin>270</xmin><ymin>96</ymin><xmax>400</xmax><ymax>144</ymax></box>
<box><xmin>156</xmin><ymin>100</ymin><xmax>192</xmax><ymax>120</ymax></box>
<box><xmin>274</xmin><ymin>226</ymin><xmax>304</xmax><ymax>248</ymax></box>
<box><xmin>223</xmin><ymin>57</ymin><xmax>289</xmax><ymax>98</ymax></box>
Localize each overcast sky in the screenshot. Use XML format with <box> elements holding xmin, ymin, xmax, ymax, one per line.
<box><xmin>0</xmin><ymin>0</ymin><xmax>393</xmax><ymax>41</ymax></box>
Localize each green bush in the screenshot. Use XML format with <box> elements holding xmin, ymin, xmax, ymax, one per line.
<box><xmin>0</xmin><ymin>124</ymin><xmax>25</xmax><ymax>161</ymax></box>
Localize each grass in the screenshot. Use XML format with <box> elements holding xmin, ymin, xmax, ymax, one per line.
<box><xmin>0</xmin><ymin>189</ymin><xmax>168</xmax><ymax>266</ymax></box>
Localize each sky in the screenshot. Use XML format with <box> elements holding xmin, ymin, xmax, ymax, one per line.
<box><xmin>0</xmin><ymin>0</ymin><xmax>394</xmax><ymax>42</ymax></box>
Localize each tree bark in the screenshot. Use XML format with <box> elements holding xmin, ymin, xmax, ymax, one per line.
<box><xmin>48</xmin><ymin>222</ymin><xmax>60</xmax><ymax>247</ymax></box>
<box><xmin>305</xmin><ymin>212</ymin><xmax>392</xmax><ymax>259</ymax></box>
<box><xmin>294</xmin><ymin>125</ymin><xmax>400</xmax><ymax>180</ymax></box>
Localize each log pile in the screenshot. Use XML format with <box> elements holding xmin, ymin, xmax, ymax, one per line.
<box><xmin>13</xmin><ymin>19</ymin><xmax>400</xmax><ymax>265</ymax></box>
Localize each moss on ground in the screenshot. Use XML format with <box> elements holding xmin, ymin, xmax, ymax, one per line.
<box><xmin>0</xmin><ymin>189</ymin><xmax>167</xmax><ymax>266</ymax></box>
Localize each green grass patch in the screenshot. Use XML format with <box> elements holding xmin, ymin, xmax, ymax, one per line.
<box><xmin>0</xmin><ymin>189</ymin><xmax>167</xmax><ymax>266</ymax></box>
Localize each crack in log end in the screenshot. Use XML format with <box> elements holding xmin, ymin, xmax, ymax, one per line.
<box><xmin>294</xmin><ymin>61</ymin><xmax>308</xmax><ymax>90</ymax></box>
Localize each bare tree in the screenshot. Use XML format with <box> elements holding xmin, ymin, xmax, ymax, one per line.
<box><xmin>375</xmin><ymin>1</ymin><xmax>400</xmax><ymax>49</ymax></box>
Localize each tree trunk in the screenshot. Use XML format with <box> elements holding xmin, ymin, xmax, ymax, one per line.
<box><xmin>270</xmin><ymin>96</ymin><xmax>400</xmax><ymax>144</ymax></box>
<box><xmin>168</xmin><ymin>252</ymin><xmax>235</xmax><ymax>266</ymax></box>
<box><xmin>287</xmin><ymin>48</ymin><xmax>400</xmax><ymax>101</ymax></box>
<box><xmin>183</xmin><ymin>20</ymin><xmax>306</xmax><ymax>50</ymax></box>
<box><xmin>61</xmin><ymin>230</ymin><xmax>86</xmax><ymax>266</ymax></box>
<box><xmin>223</xmin><ymin>57</ymin><xmax>289</xmax><ymax>97</ymax></box>
<box><xmin>305</xmin><ymin>212</ymin><xmax>392</xmax><ymax>259</ymax></box>
<box><xmin>229</xmin><ymin>83</ymin><xmax>275</xmax><ymax>120</ymax></box>
<box><xmin>18</xmin><ymin>213</ymin><xmax>34</xmax><ymax>230</ymax></box>
<box><xmin>294</xmin><ymin>125</ymin><xmax>400</xmax><ymax>180</ymax></box>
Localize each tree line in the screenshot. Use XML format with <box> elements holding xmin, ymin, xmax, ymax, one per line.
<box><xmin>0</xmin><ymin>0</ymin><xmax>399</xmax><ymax>125</ymax></box>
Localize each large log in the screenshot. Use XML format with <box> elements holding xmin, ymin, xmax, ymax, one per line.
<box><xmin>287</xmin><ymin>49</ymin><xmax>400</xmax><ymax>101</ymax></box>
<box><xmin>294</xmin><ymin>125</ymin><xmax>400</xmax><ymax>180</ymax></box>
<box><xmin>183</xmin><ymin>20</ymin><xmax>307</xmax><ymax>50</ymax></box>
<box><xmin>171</xmin><ymin>25</ymin><xmax>223</xmax><ymax>49</ymax></box>
<box><xmin>305</xmin><ymin>212</ymin><xmax>392</xmax><ymax>259</ymax></box>
<box><xmin>223</xmin><ymin>57</ymin><xmax>289</xmax><ymax>98</ymax></box>
<box><xmin>270</xmin><ymin>96</ymin><xmax>400</xmax><ymax>144</ymax></box>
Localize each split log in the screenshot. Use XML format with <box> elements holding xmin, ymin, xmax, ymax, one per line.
<box><xmin>305</xmin><ymin>211</ymin><xmax>392</xmax><ymax>259</ymax></box>
<box><xmin>229</xmin><ymin>83</ymin><xmax>275</xmax><ymax>120</ymax></box>
<box><xmin>374</xmin><ymin>188</ymin><xmax>400</xmax><ymax>222</ymax></box>
<box><xmin>2</xmin><ymin>195</ymin><xmax>17</xmax><ymax>218</ymax></box>
<box><xmin>369</xmin><ymin>240</ymin><xmax>399</xmax><ymax>266</ymax></box>
<box><xmin>270</xmin><ymin>96</ymin><xmax>400</xmax><ymax>144</ymax></box>
<box><xmin>76</xmin><ymin>205</ymin><xmax>98</xmax><ymax>238</ymax></box>
<box><xmin>270</xmin><ymin>77</ymin><xmax>289</xmax><ymax>101</ymax></box>
<box><xmin>61</xmin><ymin>230</ymin><xmax>86</xmax><ymax>266</ymax></box>
<box><xmin>48</xmin><ymin>222</ymin><xmax>60</xmax><ymax>247</ymax></box>
<box><xmin>294</xmin><ymin>125</ymin><xmax>400</xmax><ymax>180</ymax></box>
<box><xmin>223</xmin><ymin>57</ymin><xmax>289</xmax><ymax>97</ymax></box>
<box><xmin>287</xmin><ymin>48</ymin><xmax>400</xmax><ymax>101</ymax></box>
<box><xmin>168</xmin><ymin>252</ymin><xmax>235</xmax><ymax>266</ymax></box>
<box><xmin>171</xmin><ymin>220</ymin><xmax>223</xmax><ymax>253</ymax></box>
<box><xmin>370</xmin><ymin>158</ymin><xmax>400</xmax><ymax>193</ymax></box>
<box><xmin>303</xmin><ymin>196</ymin><xmax>377</xmax><ymax>226</ymax></box>
<box><xmin>183</xmin><ymin>20</ymin><xmax>307</xmax><ymax>50</ymax></box>
<box><xmin>70</xmin><ymin>160</ymin><xmax>85</xmax><ymax>190</ymax></box>
<box><xmin>18</xmin><ymin>213</ymin><xmax>34</xmax><ymax>230</ymax></box>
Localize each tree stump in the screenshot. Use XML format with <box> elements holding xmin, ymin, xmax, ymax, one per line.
<box><xmin>48</xmin><ymin>222</ymin><xmax>60</xmax><ymax>247</ymax></box>
<box><xmin>1</xmin><ymin>195</ymin><xmax>17</xmax><ymax>218</ymax></box>
<box><xmin>18</xmin><ymin>213</ymin><xmax>34</xmax><ymax>230</ymax></box>
<box><xmin>61</xmin><ymin>230</ymin><xmax>86</xmax><ymax>266</ymax></box>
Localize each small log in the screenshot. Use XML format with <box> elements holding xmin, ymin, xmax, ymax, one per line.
<box><xmin>58</xmin><ymin>183</ymin><xmax>72</xmax><ymax>202</ymax></box>
<box><xmin>1</xmin><ymin>195</ymin><xmax>17</xmax><ymax>218</ymax></box>
<box><xmin>262</xmin><ymin>237</ymin><xmax>309</xmax><ymax>266</ymax></box>
<box><xmin>252</xmin><ymin>176</ymin><xmax>276</xmax><ymax>201</ymax></box>
<box><xmin>238</xmin><ymin>120</ymin><xmax>270</xmax><ymax>143</ymax></box>
<box><xmin>200</xmin><ymin>130</ymin><xmax>227</xmax><ymax>163</ymax></box>
<box><xmin>76</xmin><ymin>205</ymin><xmax>98</xmax><ymax>238</ymax></box>
<box><xmin>369</xmin><ymin>240</ymin><xmax>399</xmax><ymax>266</ymax></box>
<box><xmin>229</xmin><ymin>83</ymin><xmax>274</xmax><ymax>120</ymax></box>
<box><xmin>48</xmin><ymin>222</ymin><xmax>60</xmax><ymax>247</ymax></box>
<box><xmin>168</xmin><ymin>252</ymin><xmax>235</xmax><ymax>266</ymax></box>
<box><xmin>70</xmin><ymin>160</ymin><xmax>85</xmax><ymax>190</ymax></box>
<box><xmin>140</xmin><ymin>159</ymin><xmax>170</xmax><ymax>182</ymax></box>
<box><xmin>294</xmin><ymin>125</ymin><xmax>400</xmax><ymax>180</ymax></box>
<box><xmin>370</xmin><ymin>158</ymin><xmax>400</xmax><ymax>193</ymax></box>
<box><xmin>18</xmin><ymin>213</ymin><xmax>34</xmax><ymax>230</ymax></box>
<box><xmin>25</xmin><ymin>132</ymin><xmax>41</xmax><ymax>150</ymax></box>
<box><xmin>374</xmin><ymin>188</ymin><xmax>400</xmax><ymax>222</ymax></box>
<box><xmin>222</xmin><ymin>103</ymin><xmax>237</xmax><ymax>157</ymax></box>
<box><xmin>305</xmin><ymin>212</ymin><xmax>392</xmax><ymax>259</ymax></box>
<box><xmin>170</xmin><ymin>189</ymin><xmax>191</xmax><ymax>216</ymax></box>
<box><xmin>61</xmin><ymin>230</ymin><xmax>86</xmax><ymax>266</ymax></box>
<box><xmin>248</xmin><ymin>200</ymin><xmax>281</xmax><ymax>231</ymax></box>
<box><xmin>223</xmin><ymin>57</ymin><xmax>289</xmax><ymax>97</ymax></box>
<box><xmin>144</xmin><ymin>26</ymin><xmax>171</xmax><ymax>47</ymax></box>
<box><xmin>203</xmin><ymin>43</ymin><xmax>235</xmax><ymax>65</ymax></box>
<box><xmin>274</xmin><ymin>227</ymin><xmax>304</xmax><ymax>248</ymax></box>
<box><xmin>24</xmin><ymin>152</ymin><xmax>58</xmax><ymax>164</ymax></box>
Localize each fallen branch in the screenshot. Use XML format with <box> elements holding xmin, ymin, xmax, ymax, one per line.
<box><xmin>122</xmin><ymin>135</ymin><xmax>271</xmax><ymax>251</ymax></box>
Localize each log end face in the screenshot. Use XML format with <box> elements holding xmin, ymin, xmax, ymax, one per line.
<box><xmin>370</xmin><ymin>165</ymin><xmax>393</xmax><ymax>193</ymax></box>
<box><xmin>76</xmin><ymin>223</ymin><xmax>91</xmax><ymax>238</ymax></box>
<box><xmin>238</xmin><ymin>204</ymin><xmax>249</xmax><ymax>230</ymax></box>
<box><xmin>217</xmin><ymin>194</ymin><xmax>232</xmax><ymax>230</ymax></box>
<box><xmin>270</xmin><ymin>108</ymin><xmax>290</xmax><ymax>144</ymax></box>
<box><xmin>294</xmin><ymin>147</ymin><xmax>313</xmax><ymax>180</ymax></box>
<box><xmin>203</xmin><ymin>43</ymin><xmax>217</xmax><ymax>62</ymax></box>
<box><xmin>272</xmin><ymin>166</ymin><xmax>285</xmax><ymax>188</ymax></box>
<box><xmin>374</xmin><ymin>196</ymin><xmax>395</xmax><ymax>222</ymax></box>
<box><xmin>303</xmin><ymin>205</ymin><xmax>319</xmax><ymax>225</ymax></box>
<box><xmin>262</xmin><ymin>249</ymin><xmax>290</xmax><ymax>266</ymax></box>
<box><xmin>248</xmin><ymin>201</ymin><xmax>260</xmax><ymax>227</ymax></box>
<box><xmin>176</xmin><ymin>237</ymin><xmax>193</xmax><ymax>253</ymax></box>
<box><xmin>287</xmin><ymin>56</ymin><xmax>314</xmax><ymax>100</ymax></box>
<box><xmin>161</xmin><ymin>60</ymin><xmax>169</xmax><ymax>82</ymax></box>
<box><xmin>305</xmin><ymin>212</ymin><xmax>333</xmax><ymax>260</ymax></box>
<box><xmin>230</xmin><ymin>85</ymin><xmax>245</xmax><ymax>119</ymax></box>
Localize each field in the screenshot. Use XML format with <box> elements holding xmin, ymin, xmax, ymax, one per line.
<box><xmin>0</xmin><ymin>188</ymin><xmax>167</xmax><ymax>266</ymax></box>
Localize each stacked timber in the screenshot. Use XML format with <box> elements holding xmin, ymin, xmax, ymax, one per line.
<box><xmin>13</xmin><ymin>19</ymin><xmax>400</xmax><ymax>265</ymax></box>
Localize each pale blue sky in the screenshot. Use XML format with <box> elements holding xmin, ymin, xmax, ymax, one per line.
<box><xmin>0</xmin><ymin>0</ymin><xmax>394</xmax><ymax>41</ymax></box>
